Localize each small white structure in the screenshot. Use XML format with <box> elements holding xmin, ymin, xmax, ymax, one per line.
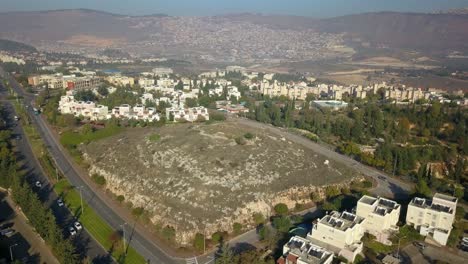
<box><xmin>307</xmin><ymin>211</ymin><xmax>365</xmax><ymax>262</ymax></box>
<box><xmin>356</xmin><ymin>195</ymin><xmax>400</xmax><ymax>245</ymax></box>
<box><xmin>406</xmin><ymin>193</ymin><xmax>457</xmax><ymax>246</ymax></box>
<box><xmin>278</xmin><ymin>236</ymin><xmax>334</xmax><ymax>264</ymax></box>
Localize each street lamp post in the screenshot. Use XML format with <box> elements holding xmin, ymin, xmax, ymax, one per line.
<box><xmin>9</xmin><ymin>243</ymin><xmax>18</xmax><ymax>261</ymax></box>
<box><xmin>77</xmin><ymin>186</ymin><xmax>84</xmax><ymax>215</ymax></box>
<box><xmin>120</xmin><ymin>223</ymin><xmax>127</xmax><ymax>255</ymax></box>
<box><xmin>397</xmin><ymin>235</ymin><xmax>406</xmax><ymax>259</ymax></box>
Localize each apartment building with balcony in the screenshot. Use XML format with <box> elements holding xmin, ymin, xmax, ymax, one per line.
<box><xmin>307</xmin><ymin>211</ymin><xmax>365</xmax><ymax>262</ymax></box>
<box><xmin>356</xmin><ymin>195</ymin><xmax>401</xmax><ymax>244</ymax></box>
<box><xmin>277</xmin><ymin>236</ymin><xmax>334</xmax><ymax>264</ymax></box>
<box><xmin>406</xmin><ymin>193</ymin><xmax>457</xmax><ymax>246</ymax></box>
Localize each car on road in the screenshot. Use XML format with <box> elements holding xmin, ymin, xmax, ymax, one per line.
<box><xmin>378</xmin><ymin>175</ymin><xmax>387</xmax><ymax>181</ymax></box>
<box><xmin>74</xmin><ymin>221</ymin><xmax>82</xmax><ymax>231</ymax></box>
<box><xmin>35</xmin><ymin>181</ymin><xmax>42</xmax><ymax>188</ymax></box>
<box><xmin>414</xmin><ymin>241</ymin><xmax>426</xmax><ymax>250</ymax></box>
<box><xmin>462</xmin><ymin>237</ymin><xmax>468</xmax><ymax>244</ymax></box>
<box><xmin>0</xmin><ymin>228</ymin><xmax>15</xmax><ymax>237</ymax></box>
<box><xmin>57</xmin><ymin>198</ymin><xmax>64</xmax><ymax>207</ymax></box>
<box><xmin>68</xmin><ymin>226</ymin><xmax>76</xmax><ymax>236</ymax></box>
<box><xmin>15</xmin><ymin>135</ymin><xmax>21</xmax><ymax>140</ymax></box>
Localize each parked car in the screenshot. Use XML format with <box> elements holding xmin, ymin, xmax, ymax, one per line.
<box><xmin>414</xmin><ymin>242</ymin><xmax>426</xmax><ymax>250</ymax></box>
<box><xmin>1</xmin><ymin>229</ymin><xmax>15</xmax><ymax>237</ymax></box>
<box><xmin>35</xmin><ymin>181</ymin><xmax>42</xmax><ymax>188</ymax></box>
<box><xmin>68</xmin><ymin>227</ymin><xmax>76</xmax><ymax>236</ymax></box>
<box><xmin>462</xmin><ymin>237</ymin><xmax>468</xmax><ymax>244</ymax></box>
<box><xmin>57</xmin><ymin>198</ymin><xmax>64</xmax><ymax>207</ymax></box>
<box><xmin>74</xmin><ymin>222</ymin><xmax>82</xmax><ymax>231</ymax></box>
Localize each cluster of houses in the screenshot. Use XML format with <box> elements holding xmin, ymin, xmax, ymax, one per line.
<box><xmin>260</xmin><ymin>80</ymin><xmax>466</xmax><ymax>105</ymax></box>
<box><xmin>278</xmin><ymin>193</ymin><xmax>458</xmax><ymax>263</ymax></box>
<box><xmin>58</xmin><ymin>92</ymin><xmax>210</xmax><ymax>123</ymax></box>
<box><xmin>58</xmin><ymin>93</ymin><xmax>161</xmax><ymax>122</ymax></box>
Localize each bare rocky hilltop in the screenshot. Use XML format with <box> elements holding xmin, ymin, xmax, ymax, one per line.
<box><xmin>81</xmin><ymin>120</ymin><xmax>359</xmax><ymax>244</ymax></box>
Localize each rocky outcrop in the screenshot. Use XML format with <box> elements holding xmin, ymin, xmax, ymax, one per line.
<box><xmin>81</xmin><ymin>121</ymin><xmax>360</xmax><ymax>245</ymax></box>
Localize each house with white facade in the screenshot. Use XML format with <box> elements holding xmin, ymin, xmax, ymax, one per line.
<box><xmin>356</xmin><ymin>195</ymin><xmax>400</xmax><ymax>244</ymax></box>
<box><xmin>227</xmin><ymin>86</ymin><xmax>241</xmax><ymax>100</ymax></box>
<box><xmin>166</xmin><ymin>107</ymin><xmax>209</xmax><ymax>122</ymax></box>
<box><xmin>307</xmin><ymin>211</ymin><xmax>365</xmax><ymax>262</ymax></box>
<box><xmin>277</xmin><ymin>236</ymin><xmax>334</xmax><ymax>264</ymax></box>
<box><xmin>209</xmin><ymin>86</ymin><xmax>224</xmax><ymax>97</ymax></box>
<box><xmin>406</xmin><ymin>193</ymin><xmax>457</xmax><ymax>246</ymax></box>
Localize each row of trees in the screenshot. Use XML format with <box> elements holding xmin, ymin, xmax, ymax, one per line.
<box><xmin>0</xmin><ymin>105</ymin><xmax>80</xmax><ymax>263</ymax></box>
<box><xmin>248</xmin><ymin>96</ymin><xmax>467</xmax><ymax>199</ymax></box>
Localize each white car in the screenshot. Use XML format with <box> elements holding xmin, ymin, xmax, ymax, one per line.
<box><xmin>57</xmin><ymin>198</ymin><xmax>64</xmax><ymax>207</ymax></box>
<box><xmin>35</xmin><ymin>181</ymin><xmax>42</xmax><ymax>188</ymax></box>
<box><xmin>74</xmin><ymin>222</ymin><xmax>82</xmax><ymax>231</ymax></box>
<box><xmin>68</xmin><ymin>226</ymin><xmax>76</xmax><ymax>236</ymax></box>
<box><xmin>462</xmin><ymin>237</ymin><xmax>468</xmax><ymax>244</ymax></box>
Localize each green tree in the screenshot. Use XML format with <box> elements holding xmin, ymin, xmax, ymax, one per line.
<box><xmin>272</xmin><ymin>216</ymin><xmax>292</xmax><ymax>233</ymax></box>
<box><xmin>193</xmin><ymin>233</ymin><xmax>205</xmax><ymax>251</ymax></box>
<box><xmin>273</xmin><ymin>203</ymin><xmax>288</xmax><ymax>215</ymax></box>
<box><xmin>98</xmin><ymin>86</ymin><xmax>109</xmax><ymax>96</ymax></box>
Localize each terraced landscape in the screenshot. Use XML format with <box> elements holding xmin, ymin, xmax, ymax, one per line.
<box><xmin>80</xmin><ymin>120</ymin><xmax>360</xmax><ymax>244</ymax></box>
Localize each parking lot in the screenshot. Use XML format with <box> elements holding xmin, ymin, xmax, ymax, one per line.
<box><xmin>0</xmin><ymin>191</ymin><xmax>59</xmax><ymax>263</ymax></box>
<box><xmin>402</xmin><ymin>242</ymin><xmax>467</xmax><ymax>264</ymax></box>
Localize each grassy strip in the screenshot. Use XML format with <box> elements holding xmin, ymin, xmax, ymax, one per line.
<box><xmin>60</xmin><ymin>126</ymin><xmax>122</xmax><ymax>146</ymax></box>
<box><xmin>54</xmin><ymin>180</ymin><xmax>146</xmax><ymax>264</ymax></box>
<box><xmin>13</xmin><ymin>101</ymin><xmax>63</xmax><ymax>182</ymax></box>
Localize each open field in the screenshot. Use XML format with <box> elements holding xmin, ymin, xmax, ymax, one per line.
<box><xmin>80</xmin><ymin>120</ymin><xmax>360</xmax><ymax>244</ymax></box>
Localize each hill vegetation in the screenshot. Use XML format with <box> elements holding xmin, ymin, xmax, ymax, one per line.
<box><xmin>0</xmin><ymin>39</ymin><xmax>36</xmax><ymax>52</ymax></box>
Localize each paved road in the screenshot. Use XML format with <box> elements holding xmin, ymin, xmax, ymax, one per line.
<box><xmin>0</xmin><ymin>68</ymin><xmax>182</xmax><ymax>264</ymax></box>
<box><xmin>0</xmin><ymin>86</ymin><xmax>110</xmax><ymax>262</ymax></box>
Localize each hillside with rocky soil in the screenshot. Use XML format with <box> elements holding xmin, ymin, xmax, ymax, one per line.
<box><xmin>81</xmin><ymin>120</ymin><xmax>359</xmax><ymax>244</ymax></box>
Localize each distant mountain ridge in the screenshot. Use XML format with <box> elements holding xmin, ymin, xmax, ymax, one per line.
<box><xmin>0</xmin><ymin>9</ymin><xmax>467</xmax><ymax>54</ymax></box>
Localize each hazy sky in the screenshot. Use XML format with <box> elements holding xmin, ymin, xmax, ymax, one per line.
<box><xmin>1</xmin><ymin>0</ymin><xmax>468</xmax><ymax>17</ymax></box>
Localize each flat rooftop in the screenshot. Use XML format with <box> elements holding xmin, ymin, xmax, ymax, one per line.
<box><xmin>359</xmin><ymin>195</ymin><xmax>400</xmax><ymax>216</ymax></box>
<box><xmin>410</xmin><ymin>196</ymin><xmax>454</xmax><ymax>214</ymax></box>
<box><xmin>285</xmin><ymin>236</ymin><xmax>334</xmax><ymax>264</ymax></box>
<box><xmin>319</xmin><ymin>211</ymin><xmax>364</xmax><ymax>231</ymax></box>
<box><xmin>433</xmin><ymin>193</ymin><xmax>457</xmax><ymax>203</ymax></box>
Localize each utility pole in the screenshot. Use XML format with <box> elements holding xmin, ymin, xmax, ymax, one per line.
<box><xmin>9</xmin><ymin>243</ymin><xmax>18</xmax><ymax>261</ymax></box>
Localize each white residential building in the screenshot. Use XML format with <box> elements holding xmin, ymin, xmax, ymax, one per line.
<box><xmin>166</xmin><ymin>106</ymin><xmax>209</xmax><ymax>122</ymax></box>
<box><xmin>58</xmin><ymin>94</ymin><xmax>160</xmax><ymax>122</ymax></box>
<box><xmin>356</xmin><ymin>195</ymin><xmax>400</xmax><ymax>244</ymax></box>
<box><xmin>152</xmin><ymin>67</ymin><xmax>173</xmax><ymax>76</ymax></box>
<box><xmin>406</xmin><ymin>193</ymin><xmax>457</xmax><ymax>246</ymax></box>
<box><xmin>227</xmin><ymin>86</ymin><xmax>241</xmax><ymax>100</ymax></box>
<box><xmin>106</xmin><ymin>75</ymin><xmax>135</xmax><ymax>87</ymax></box>
<box><xmin>307</xmin><ymin>211</ymin><xmax>365</xmax><ymax>262</ymax></box>
<box><xmin>138</xmin><ymin>78</ymin><xmax>155</xmax><ymax>87</ymax></box>
<box><xmin>278</xmin><ymin>236</ymin><xmax>334</xmax><ymax>264</ymax></box>
<box><xmin>209</xmin><ymin>86</ymin><xmax>224</xmax><ymax>97</ymax></box>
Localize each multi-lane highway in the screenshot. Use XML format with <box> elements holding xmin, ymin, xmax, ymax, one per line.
<box><xmin>0</xmin><ymin>83</ymin><xmax>111</xmax><ymax>262</ymax></box>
